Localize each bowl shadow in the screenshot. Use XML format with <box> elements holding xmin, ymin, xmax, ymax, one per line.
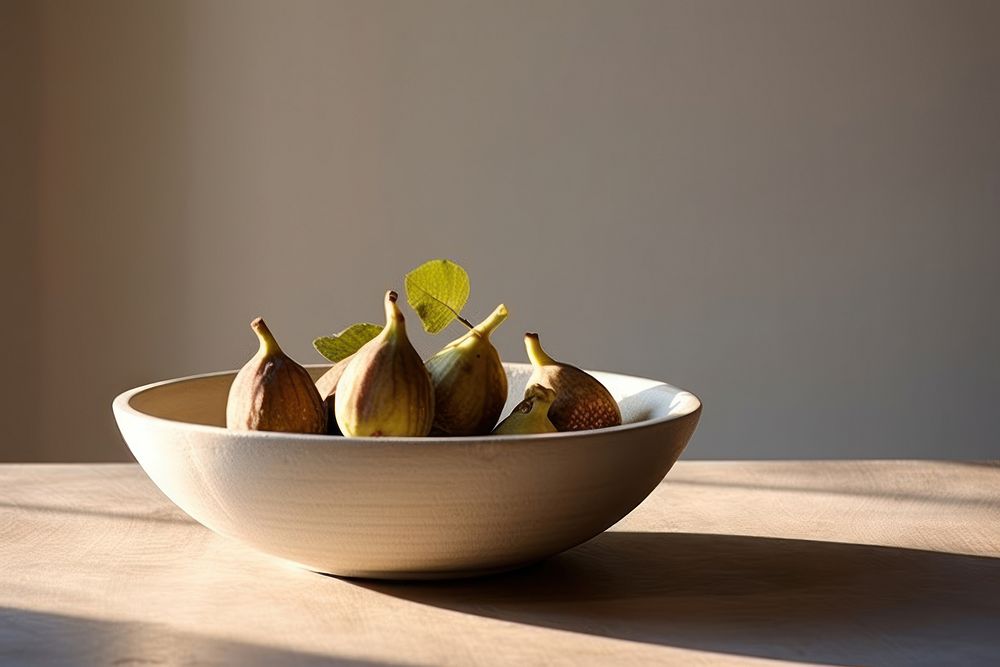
<box><xmin>352</xmin><ymin>531</ymin><xmax>1000</xmax><ymax>666</ymax></box>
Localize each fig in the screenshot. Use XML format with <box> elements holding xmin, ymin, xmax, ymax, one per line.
<box><xmin>492</xmin><ymin>384</ymin><xmax>557</xmax><ymax>435</ymax></box>
<box><xmin>523</xmin><ymin>332</ymin><xmax>621</xmax><ymax>431</ymax></box>
<box><xmin>226</xmin><ymin>318</ymin><xmax>327</xmax><ymax>434</ymax></box>
<box><xmin>334</xmin><ymin>291</ymin><xmax>435</xmax><ymax>437</ymax></box>
<box><xmin>425</xmin><ymin>304</ymin><xmax>509</xmax><ymax>436</ymax></box>
<box><xmin>315</xmin><ymin>356</ymin><xmax>352</xmax><ymax>435</ymax></box>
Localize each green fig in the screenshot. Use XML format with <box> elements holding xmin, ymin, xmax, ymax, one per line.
<box><xmin>425</xmin><ymin>304</ymin><xmax>509</xmax><ymax>436</ymax></box>
<box><xmin>492</xmin><ymin>384</ymin><xmax>557</xmax><ymax>435</ymax></box>
<box><xmin>523</xmin><ymin>332</ymin><xmax>622</xmax><ymax>431</ymax></box>
<box><xmin>226</xmin><ymin>318</ymin><xmax>327</xmax><ymax>434</ymax></box>
<box><xmin>335</xmin><ymin>291</ymin><xmax>435</xmax><ymax>437</ymax></box>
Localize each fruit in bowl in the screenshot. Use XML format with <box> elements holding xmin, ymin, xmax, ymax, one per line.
<box><xmin>114</xmin><ymin>363</ymin><xmax>700</xmax><ymax>579</ymax></box>
<box><xmin>112</xmin><ymin>259</ymin><xmax>702</xmax><ymax>579</ymax></box>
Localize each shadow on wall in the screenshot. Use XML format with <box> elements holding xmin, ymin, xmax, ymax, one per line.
<box><xmin>0</xmin><ymin>607</ymin><xmax>402</xmax><ymax>667</ymax></box>
<box><xmin>19</xmin><ymin>1</ymin><xmax>199</xmax><ymax>462</ymax></box>
<box><xmin>355</xmin><ymin>531</ymin><xmax>1000</xmax><ymax>666</ymax></box>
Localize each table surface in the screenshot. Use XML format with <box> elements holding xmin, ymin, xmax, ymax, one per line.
<box><xmin>1</xmin><ymin>461</ymin><xmax>998</xmax><ymax>666</ymax></box>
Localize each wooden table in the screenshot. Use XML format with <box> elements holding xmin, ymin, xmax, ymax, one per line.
<box><xmin>1</xmin><ymin>461</ymin><xmax>998</xmax><ymax>666</ymax></box>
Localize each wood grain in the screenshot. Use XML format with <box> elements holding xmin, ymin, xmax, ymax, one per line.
<box><xmin>1</xmin><ymin>461</ymin><xmax>998</xmax><ymax>666</ymax></box>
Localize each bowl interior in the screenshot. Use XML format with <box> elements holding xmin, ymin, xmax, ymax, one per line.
<box><xmin>125</xmin><ymin>363</ymin><xmax>700</xmax><ymax>435</ymax></box>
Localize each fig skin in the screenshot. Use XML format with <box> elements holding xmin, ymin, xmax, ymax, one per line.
<box><xmin>334</xmin><ymin>291</ymin><xmax>435</xmax><ymax>437</ymax></box>
<box><xmin>523</xmin><ymin>332</ymin><xmax>621</xmax><ymax>431</ymax></box>
<box><xmin>426</xmin><ymin>304</ymin><xmax>509</xmax><ymax>436</ymax></box>
<box><xmin>226</xmin><ymin>318</ymin><xmax>327</xmax><ymax>434</ymax></box>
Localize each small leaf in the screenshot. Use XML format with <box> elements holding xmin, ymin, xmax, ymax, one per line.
<box><xmin>313</xmin><ymin>323</ymin><xmax>383</xmax><ymax>362</ymax></box>
<box><xmin>405</xmin><ymin>259</ymin><xmax>471</xmax><ymax>333</ymax></box>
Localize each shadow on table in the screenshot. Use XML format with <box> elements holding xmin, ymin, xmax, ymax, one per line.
<box><xmin>354</xmin><ymin>532</ymin><xmax>1000</xmax><ymax>666</ymax></box>
<box><xmin>0</xmin><ymin>607</ymin><xmax>401</xmax><ymax>667</ymax></box>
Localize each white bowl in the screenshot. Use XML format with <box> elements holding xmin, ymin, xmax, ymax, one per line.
<box><xmin>113</xmin><ymin>363</ymin><xmax>701</xmax><ymax>579</ymax></box>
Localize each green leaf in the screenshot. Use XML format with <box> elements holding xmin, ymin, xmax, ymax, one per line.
<box><xmin>404</xmin><ymin>259</ymin><xmax>471</xmax><ymax>334</ymax></box>
<box><xmin>313</xmin><ymin>323</ymin><xmax>383</xmax><ymax>362</ymax></box>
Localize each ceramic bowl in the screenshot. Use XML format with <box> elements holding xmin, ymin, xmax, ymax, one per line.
<box><xmin>113</xmin><ymin>363</ymin><xmax>701</xmax><ymax>579</ymax></box>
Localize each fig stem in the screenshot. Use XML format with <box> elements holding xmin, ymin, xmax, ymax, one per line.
<box><xmin>524</xmin><ymin>332</ymin><xmax>556</xmax><ymax>366</ymax></box>
<box><xmin>473</xmin><ymin>304</ymin><xmax>508</xmax><ymax>338</ymax></box>
<box><xmin>384</xmin><ymin>290</ymin><xmax>406</xmax><ymax>327</ymax></box>
<box><xmin>251</xmin><ymin>318</ymin><xmax>282</xmax><ymax>356</ymax></box>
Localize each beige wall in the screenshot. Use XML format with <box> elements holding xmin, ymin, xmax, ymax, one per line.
<box><xmin>3</xmin><ymin>0</ymin><xmax>999</xmax><ymax>461</ymax></box>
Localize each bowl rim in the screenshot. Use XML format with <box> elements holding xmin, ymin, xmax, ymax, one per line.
<box><xmin>113</xmin><ymin>364</ymin><xmax>702</xmax><ymax>446</ymax></box>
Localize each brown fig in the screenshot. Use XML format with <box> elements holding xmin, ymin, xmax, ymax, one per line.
<box><xmin>523</xmin><ymin>332</ymin><xmax>621</xmax><ymax>431</ymax></box>
<box><xmin>226</xmin><ymin>318</ymin><xmax>327</xmax><ymax>434</ymax></box>
<box><xmin>315</xmin><ymin>356</ymin><xmax>352</xmax><ymax>435</ymax></box>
